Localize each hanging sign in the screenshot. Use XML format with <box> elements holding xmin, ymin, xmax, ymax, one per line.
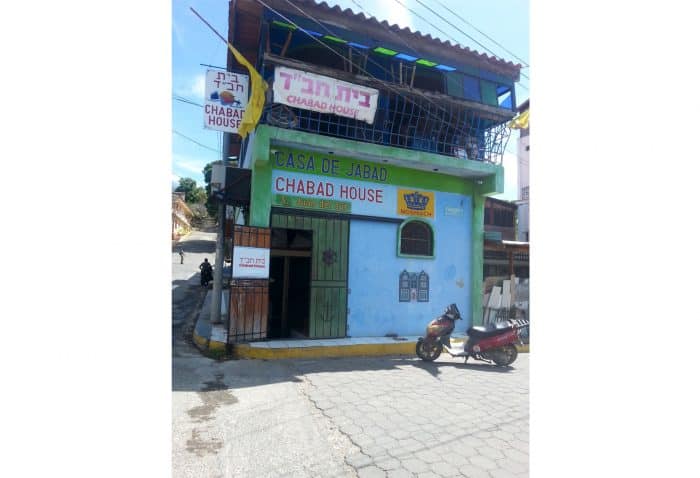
<box><xmin>204</xmin><ymin>69</ymin><xmax>249</xmax><ymax>134</ymax></box>
<box><xmin>273</xmin><ymin>66</ymin><xmax>378</xmax><ymax>124</ymax></box>
<box><xmin>232</xmin><ymin>246</ymin><xmax>270</xmax><ymax>279</ymax></box>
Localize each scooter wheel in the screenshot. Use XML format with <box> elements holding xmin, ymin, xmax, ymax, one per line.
<box><xmin>416</xmin><ymin>338</ymin><xmax>441</xmax><ymax>362</ymax></box>
<box><xmin>491</xmin><ymin>344</ymin><xmax>518</xmax><ymax>367</ymax></box>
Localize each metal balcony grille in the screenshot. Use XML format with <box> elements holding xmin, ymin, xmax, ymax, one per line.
<box><xmin>262</xmin><ymin>89</ymin><xmax>512</xmax><ymax>165</ymax></box>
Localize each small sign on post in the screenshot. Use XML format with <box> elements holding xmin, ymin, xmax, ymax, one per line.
<box><xmin>232</xmin><ymin>246</ymin><xmax>270</xmax><ymax>279</ymax></box>
<box><xmin>204</xmin><ymin>69</ymin><xmax>249</xmax><ymax>134</ymax></box>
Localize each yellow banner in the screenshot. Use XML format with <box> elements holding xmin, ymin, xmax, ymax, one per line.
<box><xmin>397</xmin><ymin>189</ymin><xmax>434</xmax><ymax>218</ymax></box>
<box><xmin>226</xmin><ymin>43</ymin><xmax>268</xmax><ymax>139</ymax></box>
<box><xmin>508</xmin><ymin>109</ymin><xmax>529</xmax><ymax>129</ymax></box>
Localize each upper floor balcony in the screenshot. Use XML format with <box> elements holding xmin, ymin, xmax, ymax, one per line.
<box><xmin>252</xmin><ymin>6</ymin><xmax>520</xmax><ymax>165</ymax></box>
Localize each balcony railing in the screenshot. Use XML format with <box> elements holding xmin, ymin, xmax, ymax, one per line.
<box><xmin>261</xmin><ymin>71</ymin><xmax>512</xmax><ymax>165</ymax></box>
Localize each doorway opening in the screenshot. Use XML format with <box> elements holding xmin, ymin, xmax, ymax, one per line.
<box><xmin>268</xmin><ymin>228</ymin><xmax>312</xmax><ymax>338</ymax></box>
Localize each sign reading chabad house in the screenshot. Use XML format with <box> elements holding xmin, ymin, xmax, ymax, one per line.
<box><xmin>204</xmin><ymin>69</ymin><xmax>249</xmax><ymax>134</ymax></box>
<box><xmin>232</xmin><ymin>246</ymin><xmax>270</xmax><ymax>279</ymax></box>
<box><xmin>273</xmin><ymin>66</ymin><xmax>379</xmax><ymax>124</ymax></box>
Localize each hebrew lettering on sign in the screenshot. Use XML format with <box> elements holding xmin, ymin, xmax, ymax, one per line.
<box><xmin>272</xmin><ymin>66</ymin><xmax>379</xmax><ymax>124</ymax></box>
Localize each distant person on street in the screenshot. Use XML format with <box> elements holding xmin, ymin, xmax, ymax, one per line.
<box><xmin>199</xmin><ymin>258</ymin><xmax>213</xmax><ymax>287</ymax></box>
<box><xmin>178</xmin><ymin>248</ymin><xmax>184</xmax><ymax>264</ymax></box>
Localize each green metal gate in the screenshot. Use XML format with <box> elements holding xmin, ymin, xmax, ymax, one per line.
<box><xmin>271</xmin><ymin>212</ymin><xmax>349</xmax><ymax>338</ymax></box>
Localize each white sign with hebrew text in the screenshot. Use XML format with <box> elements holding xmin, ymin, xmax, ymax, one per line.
<box><xmin>273</xmin><ymin>66</ymin><xmax>378</xmax><ymax>124</ymax></box>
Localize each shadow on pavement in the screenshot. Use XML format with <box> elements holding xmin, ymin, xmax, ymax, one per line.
<box><xmin>172</xmin><ymin>355</ymin><xmax>517</xmax><ymax>392</ymax></box>
<box><xmin>409</xmin><ymin>359</ymin><xmax>515</xmax><ymax>378</ymax></box>
<box><xmin>172</xmin><ymin>239</ymin><xmax>216</xmax><ymax>254</ymax></box>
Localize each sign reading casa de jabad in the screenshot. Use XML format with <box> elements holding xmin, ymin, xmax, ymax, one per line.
<box><xmin>203</xmin><ymin>69</ymin><xmax>249</xmax><ymax>134</ymax></box>
<box><xmin>273</xmin><ymin>66</ymin><xmax>379</xmax><ymax>124</ymax></box>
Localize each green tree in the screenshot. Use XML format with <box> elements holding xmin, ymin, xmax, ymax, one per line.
<box><xmin>202</xmin><ymin>162</ymin><xmax>218</xmax><ymax>217</ymax></box>
<box><xmin>175</xmin><ymin>177</ymin><xmax>206</xmax><ymax>204</ymax></box>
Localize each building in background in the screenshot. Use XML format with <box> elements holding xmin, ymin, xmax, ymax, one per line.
<box><xmin>515</xmin><ymin>99</ymin><xmax>529</xmax><ymax>241</ymax></box>
<box><xmin>483</xmin><ymin>196</ymin><xmax>528</xmax><ymax>279</ymax></box>
<box><xmin>172</xmin><ymin>192</ymin><xmax>194</xmax><ymax>240</ymax></box>
<box><xmin>222</xmin><ymin>0</ymin><xmax>522</xmax><ymax>343</ymax></box>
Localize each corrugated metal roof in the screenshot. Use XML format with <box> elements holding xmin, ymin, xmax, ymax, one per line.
<box><xmin>292</xmin><ymin>0</ymin><xmax>522</xmax><ymax>76</ymax></box>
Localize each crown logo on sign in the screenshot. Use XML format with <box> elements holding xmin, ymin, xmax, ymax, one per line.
<box><xmin>403</xmin><ymin>192</ymin><xmax>429</xmax><ymax>210</ymax></box>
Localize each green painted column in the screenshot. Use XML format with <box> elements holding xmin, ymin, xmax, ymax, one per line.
<box><xmin>471</xmin><ymin>194</ymin><xmax>485</xmax><ymax>326</ymax></box>
<box><xmin>249</xmin><ymin>126</ymin><xmax>272</xmax><ymax>227</ymax></box>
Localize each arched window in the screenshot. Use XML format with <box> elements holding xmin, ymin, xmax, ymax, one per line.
<box><xmin>398</xmin><ymin>220</ymin><xmax>434</xmax><ymax>257</ymax></box>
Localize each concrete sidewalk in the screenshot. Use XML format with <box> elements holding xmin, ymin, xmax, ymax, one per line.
<box><xmin>192</xmin><ymin>290</ymin><xmax>529</xmax><ymax>360</ymax></box>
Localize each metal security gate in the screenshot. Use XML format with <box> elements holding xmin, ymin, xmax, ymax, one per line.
<box><xmin>228</xmin><ymin>226</ymin><xmax>270</xmax><ymax>343</ymax></box>
<box><xmin>271</xmin><ymin>212</ymin><xmax>349</xmax><ymax>338</ymax></box>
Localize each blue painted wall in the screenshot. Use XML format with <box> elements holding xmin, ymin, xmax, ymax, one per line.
<box><xmin>347</xmin><ymin>192</ymin><xmax>473</xmax><ymax>337</ymax></box>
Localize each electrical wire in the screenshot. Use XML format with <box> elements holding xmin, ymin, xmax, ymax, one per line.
<box><xmin>432</xmin><ymin>0</ymin><xmax>529</xmax><ymax>68</ymax></box>
<box><xmin>172</xmin><ymin>129</ymin><xmax>221</xmax><ymax>154</ymax></box>
<box><xmin>394</xmin><ymin>0</ymin><xmax>529</xmax><ymax>85</ymax></box>
<box><xmin>351</xmin><ymin>0</ymin><xmax>528</xmax><ymax>112</ymax></box>
<box><xmin>349</xmin><ymin>0</ymin><xmax>528</xmax><ymax>102</ymax></box>
<box><xmin>259</xmin><ymin>0</ymin><xmax>474</xmax><ymax>136</ymax></box>
<box><xmin>282</xmin><ymin>0</ymin><xmax>519</xmax><ymax>114</ymax></box>
<box><xmin>349</xmin><ymin>0</ymin><xmax>424</xmax><ymax>61</ymax></box>
<box><xmin>275</xmin><ymin>0</ymin><xmax>471</xmax><ymax>133</ymax></box>
<box><xmin>173</xmin><ymin>95</ymin><xmax>204</xmax><ymax>108</ymax></box>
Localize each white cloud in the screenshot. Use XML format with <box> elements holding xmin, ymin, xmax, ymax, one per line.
<box><xmin>174</xmin><ymin>74</ymin><xmax>206</xmax><ymax>101</ymax></box>
<box><xmin>372</xmin><ymin>0</ymin><xmax>413</xmax><ymax>29</ymax></box>
<box><xmin>172</xmin><ymin>20</ymin><xmax>185</xmax><ymax>48</ymax></box>
<box><xmin>190</xmin><ymin>74</ymin><xmax>205</xmax><ymax>98</ymax></box>
<box><xmin>327</xmin><ymin>0</ymin><xmax>413</xmax><ymax>29</ymax></box>
<box><xmin>172</xmin><ymin>153</ymin><xmax>209</xmax><ymax>185</ymax></box>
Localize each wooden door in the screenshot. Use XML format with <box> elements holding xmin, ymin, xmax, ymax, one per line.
<box><xmin>271</xmin><ymin>213</ymin><xmax>349</xmax><ymax>338</ymax></box>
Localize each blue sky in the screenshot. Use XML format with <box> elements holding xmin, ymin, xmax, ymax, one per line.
<box><xmin>172</xmin><ymin>0</ymin><xmax>529</xmax><ymax>198</ymax></box>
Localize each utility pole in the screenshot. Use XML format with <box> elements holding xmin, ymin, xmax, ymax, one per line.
<box><xmin>210</xmin><ymin>133</ymin><xmax>231</xmax><ymax>325</ymax></box>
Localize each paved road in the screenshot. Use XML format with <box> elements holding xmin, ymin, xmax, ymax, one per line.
<box><xmin>173</xmin><ymin>344</ymin><xmax>529</xmax><ymax>477</ymax></box>
<box><xmin>172</xmin><ymin>229</ymin><xmax>216</xmax><ymax>354</ymax></box>
<box><xmin>172</xmin><ymin>229</ymin><xmax>529</xmax><ymax>477</ymax></box>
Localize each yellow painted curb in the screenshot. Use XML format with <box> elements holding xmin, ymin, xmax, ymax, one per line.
<box><xmin>193</xmin><ymin>331</ymin><xmax>208</xmax><ymax>349</ymax></box>
<box><xmin>232</xmin><ymin>341</ymin><xmax>416</xmax><ymax>360</ymax></box>
<box><xmin>208</xmin><ymin>340</ymin><xmax>226</xmax><ymax>352</ymax></box>
<box><xmin>192</xmin><ymin>330</ymin><xmax>227</xmax><ymax>354</ymax></box>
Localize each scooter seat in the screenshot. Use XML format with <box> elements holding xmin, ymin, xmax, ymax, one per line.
<box><xmin>468</xmin><ymin>322</ymin><xmax>512</xmax><ymax>338</ymax></box>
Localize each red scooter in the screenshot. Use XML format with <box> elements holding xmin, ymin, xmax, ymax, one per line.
<box><xmin>416</xmin><ymin>304</ymin><xmax>528</xmax><ymax>366</ymax></box>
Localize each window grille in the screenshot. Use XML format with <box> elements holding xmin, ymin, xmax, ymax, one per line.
<box><xmin>400</xmin><ymin>221</ymin><xmax>433</xmax><ymax>256</ymax></box>
<box><xmin>261</xmin><ymin>65</ymin><xmax>511</xmax><ymax>164</ymax></box>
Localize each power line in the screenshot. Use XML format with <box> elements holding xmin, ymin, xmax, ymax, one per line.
<box><xmin>173</xmin><ymin>95</ymin><xmax>203</xmax><ymax>108</ymax></box>
<box><xmin>393</xmin><ymin>0</ymin><xmax>529</xmax><ymax>85</ymax></box>
<box><xmin>409</xmin><ymin>0</ymin><xmax>530</xmax><ymax>84</ymax></box>
<box><xmin>350</xmin><ymin>0</ymin><xmax>527</xmax><ymax>96</ymax></box>
<box><xmin>432</xmin><ymin>0</ymin><xmax>529</xmax><ymax>68</ymax></box>
<box><xmin>270</xmin><ymin>0</ymin><xmax>472</xmax><ymax>137</ymax></box>
<box><xmin>172</xmin><ymin>129</ymin><xmax>220</xmax><ymax>154</ymax></box>
<box><xmin>349</xmin><ymin>0</ymin><xmax>424</xmax><ymax>60</ymax></box>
